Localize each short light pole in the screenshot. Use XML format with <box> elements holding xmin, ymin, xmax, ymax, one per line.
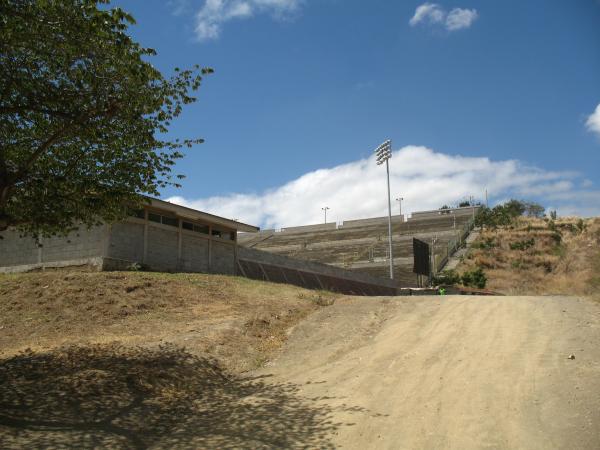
<box><xmin>375</xmin><ymin>139</ymin><xmax>394</xmax><ymax>280</ymax></box>
<box><xmin>321</xmin><ymin>206</ymin><xmax>330</xmax><ymax>224</ymax></box>
<box><xmin>396</xmin><ymin>197</ymin><xmax>404</xmax><ymax>220</ymax></box>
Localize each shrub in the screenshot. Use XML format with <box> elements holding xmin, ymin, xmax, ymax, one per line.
<box><xmin>509</xmin><ymin>238</ymin><xmax>535</xmax><ymax>251</ymax></box>
<box><xmin>432</xmin><ymin>269</ymin><xmax>461</xmax><ymax>286</ymax></box>
<box><xmin>551</xmin><ymin>232</ymin><xmax>562</xmax><ymax>245</ymax></box>
<box><xmin>461</xmin><ymin>267</ymin><xmax>487</xmax><ymax>289</ymax></box>
<box><xmin>473</xmin><ymin>237</ymin><xmax>497</xmax><ymax>250</ymax></box>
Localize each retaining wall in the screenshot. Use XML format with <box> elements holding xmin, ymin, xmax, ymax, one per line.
<box><xmin>238</xmin><ymin>247</ymin><xmax>401</xmax><ymax>296</ymax></box>
<box><xmin>281</xmin><ymin>223</ymin><xmax>337</xmax><ymax>233</ymax></box>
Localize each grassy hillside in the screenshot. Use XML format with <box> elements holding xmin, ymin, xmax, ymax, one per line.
<box><xmin>0</xmin><ymin>271</ymin><xmax>343</xmax><ymax>448</ymax></box>
<box><xmin>455</xmin><ymin>217</ymin><xmax>600</xmax><ymax>295</ymax></box>
<box><xmin>0</xmin><ymin>271</ymin><xmax>339</xmax><ymax>372</ymax></box>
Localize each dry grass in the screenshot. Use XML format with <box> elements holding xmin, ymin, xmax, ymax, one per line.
<box><xmin>457</xmin><ymin>217</ymin><xmax>600</xmax><ymax>296</ymax></box>
<box><xmin>0</xmin><ymin>271</ymin><xmax>340</xmax><ymax>373</ymax></box>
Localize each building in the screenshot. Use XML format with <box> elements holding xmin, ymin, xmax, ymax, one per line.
<box><xmin>0</xmin><ymin>198</ymin><xmax>258</xmax><ymax>274</ymax></box>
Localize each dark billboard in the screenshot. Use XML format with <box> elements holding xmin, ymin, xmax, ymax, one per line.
<box><xmin>413</xmin><ymin>238</ymin><xmax>430</xmax><ymax>276</ymax></box>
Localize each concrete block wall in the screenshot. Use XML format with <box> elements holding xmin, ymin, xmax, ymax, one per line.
<box><xmin>0</xmin><ymin>226</ymin><xmax>106</xmax><ymax>272</ymax></box>
<box><xmin>107</xmin><ymin>222</ymin><xmax>144</xmax><ymax>263</ymax></box>
<box><xmin>145</xmin><ymin>225</ymin><xmax>179</xmax><ymax>272</ymax></box>
<box><xmin>107</xmin><ymin>219</ymin><xmax>237</xmax><ymax>275</ymax></box>
<box><xmin>212</xmin><ymin>241</ymin><xmax>235</xmax><ymax>275</ymax></box>
<box><xmin>0</xmin><ymin>228</ymin><xmax>40</xmax><ymax>266</ymax></box>
<box><xmin>1</xmin><ymin>217</ymin><xmax>238</xmax><ymax>276</ymax></box>
<box><xmin>180</xmin><ymin>233</ymin><xmax>210</xmax><ymax>273</ymax></box>
<box><xmin>41</xmin><ymin>227</ymin><xmax>106</xmax><ymax>263</ymax></box>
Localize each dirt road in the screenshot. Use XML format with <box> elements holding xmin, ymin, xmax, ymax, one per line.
<box><xmin>259</xmin><ymin>295</ymin><xmax>600</xmax><ymax>449</ymax></box>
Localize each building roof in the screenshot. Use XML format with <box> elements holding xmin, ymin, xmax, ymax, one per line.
<box><xmin>148</xmin><ymin>198</ymin><xmax>259</xmax><ymax>233</ymax></box>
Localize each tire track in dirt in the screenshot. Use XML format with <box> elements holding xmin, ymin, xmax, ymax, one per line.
<box><xmin>259</xmin><ymin>295</ymin><xmax>600</xmax><ymax>449</ymax></box>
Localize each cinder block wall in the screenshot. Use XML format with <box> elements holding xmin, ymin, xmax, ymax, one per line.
<box><xmin>105</xmin><ymin>218</ymin><xmax>237</xmax><ymax>275</ymax></box>
<box><xmin>0</xmin><ymin>228</ymin><xmax>40</xmax><ymax>267</ymax></box>
<box><xmin>1</xmin><ymin>218</ymin><xmax>238</xmax><ymax>275</ymax></box>
<box><xmin>180</xmin><ymin>233</ymin><xmax>209</xmax><ymax>273</ymax></box>
<box><xmin>106</xmin><ymin>222</ymin><xmax>144</xmax><ymax>263</ymax></box>
<box><xmin>0</xmin><ymin>226</ymin><xmax>106</xmax><ymax>272</ymax></box>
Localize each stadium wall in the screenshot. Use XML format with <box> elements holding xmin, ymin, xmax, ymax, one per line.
<box><xmin>238</xmin><ymin>247</ymin><xmax>401</xmax><ymax>296</ymax></box>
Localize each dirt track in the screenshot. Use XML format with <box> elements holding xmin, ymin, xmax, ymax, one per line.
<box><xmin>259</xmin><ymin>295</ymin><xmax>600</xmax><ymax>449</ymax></box>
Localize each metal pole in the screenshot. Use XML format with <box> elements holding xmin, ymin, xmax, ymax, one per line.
<box><xmin>322</xmin><ymin>206</ymin><xmax>329</xmax><ymax>224</ymax></box>
<box><xmin>386</xmin><ymin>158</ymin><xmax>394</xmax><ymax>280</ymax></box>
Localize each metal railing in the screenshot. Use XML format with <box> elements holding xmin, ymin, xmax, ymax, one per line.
<box><xmin>432</xmin><ymin>217</ymin><xmax>475</xmax><ymax>275</ymax></box>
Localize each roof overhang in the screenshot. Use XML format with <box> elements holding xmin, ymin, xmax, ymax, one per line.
<box><xmin>146</xmin><ymin>197</ymin><xmax>259</xmax><ymax>233</ymax></box>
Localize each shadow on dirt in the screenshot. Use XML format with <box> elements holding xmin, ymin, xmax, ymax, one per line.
<box><xmin>0</xmin><ymin>344</ymin><xmax>360</xmax><ymax>449</ymax></box>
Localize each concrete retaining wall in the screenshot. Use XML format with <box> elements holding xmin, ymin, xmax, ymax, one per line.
<box><xmin>410</xmin><ymin>206</ymin><xmax>480</xmax><ymax>220</ymax></box>
<box><xmin>342</xmin><ymin>216</ymin><xmax>404</xmax><ymax>228</ymax></box>
<box><xmin>281</xmin><ymin>223</ymin><xmax>337</xmax><ymax>233</ymax></box>
<box><xmin>238</xmin><ymin>247</ymin><xmax>400</xmax><ymax>296</ymax></box>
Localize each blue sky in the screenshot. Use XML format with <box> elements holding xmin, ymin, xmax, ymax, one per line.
<box><xmin>113</xmin><ymin>0</ymin><xmax>600</xmax><ymax>226</ymax></box>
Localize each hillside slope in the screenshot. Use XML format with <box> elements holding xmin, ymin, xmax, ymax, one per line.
<box><xmin>0</xmin><ymin>272</ymin><xmax>347</xmax><ymax>448</ymax></box>
<box><xmin>0</xmin><ymin>271</ymin><xmax>339</xmax><ymax>372</ymax></box>
<box><xmin>455</xmin><ymin>217</ymin><xmax>600</xmax><ymax>295</ymax></box>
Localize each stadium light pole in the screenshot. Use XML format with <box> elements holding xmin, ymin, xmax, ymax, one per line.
<box><xmin>396</xmin><ymin>197</ymin><xmax>404</xmax><ymax>219</ymax></box>
<box><xmin>322</xmin><ymin>206</ymin><xmax>330</xmax><ymax>224</ymax></box>
<box><xmin>375</xmin><ymin>139</ymin><xmax>394</xmax><ymax>280</ymax></box>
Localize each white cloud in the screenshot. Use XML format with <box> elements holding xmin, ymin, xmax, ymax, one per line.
<box><xmin>166</xmin><ymin>145</ymin><xmax>600</xmax><ymax>228</ymax></box>
<box><xmin>445</xmin><ymin>7</ymin><xmax>478</xmax><ymax>31</ymax></box>
<box><xmin>409</xmin><ymin>3</ymin><xmax>445</xmax><ymax>27</ymax></box>
<box><xmin>585</xmin><ymin>103</ymin><xmax>600</xmax><ymax>138</ymax></box>
<box><xmin>194</xmin><ymin>0</ymin><xmax>302</xmax><ymax>41</ymax></box>
<box><xmin>409</xmin><ymin>3</ymin><xmax>478</xmax><ymax>32</ymax></box>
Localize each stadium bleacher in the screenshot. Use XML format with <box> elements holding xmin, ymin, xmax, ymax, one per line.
<box><xmin>238</xmin><ymin>206</ymin><xmax>479</xmax><ymax>286</ymax></box>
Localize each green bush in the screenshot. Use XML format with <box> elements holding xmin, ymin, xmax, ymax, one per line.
<box><xmin>475</xmin><ymin>199</ymin><xmax>546</xmax><ymax>229</ymax></box>
<box><xmin>509</xmin><ymin>238</ymin><xmax>535</xmax><ymax>251</ymax></box>
<box><xmin>576</xmin><ymin>219</ymin><xmax>586</xmax><ymax>234</ymax></box>
<box><xmin>473</xmin><ymin>237</ymin><xmax>497</xmax><ymax>250</ymax></box>
<box><xmin>461</xmin><ymin>267</ymin><xmax>487</xmax><ymax>289</ymax></box>
<box><xmin>432</xmin><ymin>269</ymin><xmax>461</xmax><ymax>286</ymax></box>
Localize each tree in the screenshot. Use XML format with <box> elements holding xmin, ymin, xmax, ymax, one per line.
<box><xmin>503</xmin><ymin>199</ymin><xmax>526</xmax><ymax>218</ymax></box>
<box><xmin>0</xmin><ymin>0</ymin><xmax>212</xmax><ymax>236</ymax></box>
<box><xmin>524</xmin><ymin>201</ymin><xmax>545</xmax><ymax>218</ymax></box>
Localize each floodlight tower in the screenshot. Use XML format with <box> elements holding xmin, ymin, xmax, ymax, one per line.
<box><xmin>321</xmin><ymin>206</ymin><xmax>330</xmax><ymax>224</ymax></box>
<box><xmin>374</xmin><ymin>139</ymin><xmax>394</xmax><ymax>280</ymax></box>
<box><xmin>396</xmin><ymin>197</ymin><xmax>404</xmax><ymax>219</ymax></box>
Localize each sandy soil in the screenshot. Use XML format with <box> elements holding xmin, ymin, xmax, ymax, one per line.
<box><xmin>258</xmin><ymin>295</ymin><xmax>600</xmax><ymax>449</ymax></box>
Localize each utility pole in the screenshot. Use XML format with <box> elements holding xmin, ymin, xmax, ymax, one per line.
<box><xmin>374</xmin><ymin>139</ymin><xmax>394</xmax><ymax>280</ymax></box>
<box><xmin>321</xmin><ymin>206</ymin><xmax>330</xmax><ymax>224</ymax></box>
